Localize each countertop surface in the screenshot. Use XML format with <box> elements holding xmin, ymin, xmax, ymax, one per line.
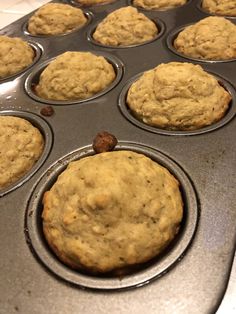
<box><xmin>0</xmin><ymin>1</ymin><xmax>235</xmax><ymax>313</ymax></box>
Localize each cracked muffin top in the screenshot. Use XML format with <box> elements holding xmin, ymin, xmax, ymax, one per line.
<box><xmin>93</xmin><ymin>6</ymin><xmax>158</xmax><ymax>46</ymax></box>
<box><xmin>174</xmin><ymin>16</ymin><xmax>236</xmax><ymax>60</ymax></box>
<box><xmin>127</xmin><ymin>62</ymin><xmax>231</xmax><ymax>131</ymax></box>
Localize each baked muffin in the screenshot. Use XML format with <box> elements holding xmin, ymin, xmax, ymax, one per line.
<box><xmin>75</xmin><ymin>0</ymin><xmax>114</xmax><ymax>5</ymax></box>
<box><xmin>174</xmin><ymin>16</ymin><xmax>236</xmax><ymax>60</ymax></box>
<box><xmin>0</xmin><ymin>36</ymin><xmax>34</xmax><ymax>79</ymax></box>
<box><xmin>202</xmin><ymin>0</ymin><xmax>236</xmax><ymax>16</ymax></box>
<box><xmin>93</xmin><ymin>6</ymin><xmax>158</xmax><ymax>46</ymax></box>
<box><xmin>42</xmin><ymin>150</ymin><xmax>183</xmax><ymax>273</ymax></box>
<box><xmin>126</xmin><ymin>62</ymin><xmax>231</xmax><ymax>131</ymax></box>
<box><xmin>0</xmin><ymin>116</ymin><xmax>44</xmax><ymax>190</ymax></box>
<box><xmin>28</xmin><ymin>3</ymin><xmax>87</xmax><ymax>36</ymax></box>
<box><xmin>35</xmin><ymin>51</ymin><xmax>116</xmax><ymax>101</ymax></box>
<box><xmin>133</xmin><ymin>0</ymin><xmax>187</xmax><ymax>10</ymax></box>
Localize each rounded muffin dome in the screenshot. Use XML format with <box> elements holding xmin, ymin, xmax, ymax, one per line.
<box><xmin>174</xmin><ymin>16</ymin><xmax>236</xmax><ymax>60</ymax></box>
<box><xmin>35</xmin><ymin>51</ymin><xmax>116</xmax><ymax>101</ymax></box>
<box><xmin>0</xmin><ymin>116</ymin><xmax>44</xmax><ymax>190</ymax></box>
<box><xmin>126</xmin><ymin>62</ymin><xmax>231</xmax><ymax>130</ymax></box>
<box><xmin>28</xmin><ymin>3</ymin><xmax>87</xmax><ymax>36</ymax></box>
<box><xmin>42</xmin><ymin>150</ymin><xmax>183</xmax><ymax>273</ymax></box>
<box><xmin>202</xmin><ymin>0</ymin><xmax>236</xmax><ymax>17</ymax></box>
<box><xmin>93</xmin><ymin>6</ymin><xmax>158</xmax><ymax>46</ymax></box>
<box><xmin>0</xmin><ymin>35</ymin><xmax>34</xmax><ymax>79</ymax></box>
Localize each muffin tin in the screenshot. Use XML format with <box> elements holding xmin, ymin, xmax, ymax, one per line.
<box><xmin>0</xmin><ymin>0</ymin><xmax>236</xmax><ymax>313</ymax></box>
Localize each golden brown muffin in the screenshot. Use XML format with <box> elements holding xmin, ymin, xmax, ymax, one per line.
<box><xmin>75</xmin><ymin>0</ymin><xmax>114</xmax><ymax>5</ymax></box>
<box><xmin>42</xmin><ymin>150</ymin><xmax>183</xmax><ymax>273</ymax></box>
<box><xmin>35</xmin><ymin>51</ymin><xmax>116</xmax><ymax>101</ymax></box>
<box><xmin>93</xmin><ymin>6</ymin><xmax>158</xmax><ymax>46</ymax></box>
<box><xmin>133</xmin><ymin>0</ymin><xmax>187</xmax><ymax>10</ymax></box>
<box><xmin>174</xmin><ymin>16</ymin><xmax>236</xmax><ymax>60</ymax></box>
<box><xmin>28</xmin><ymin>3</ymin><xmax>87</xmax><ymax>36</ymax></box>
<box><xmin>202</xmin><ymin>0</ymin><xmax>236</xmax><ymax>16</ymax></box>
<box><xmin>0</xmin><ymin>116</ymin><xmax>44</xmax><ymax>190</ymax></box>
<box><xmin>0</xmin><ymin>36</ymin><xmax>34</xmax><ymax>79</ymax></box>
<box><xmin>126</xmin><ymin>62</ymin><xmax>231</xmax><ymax>131</ymax></box>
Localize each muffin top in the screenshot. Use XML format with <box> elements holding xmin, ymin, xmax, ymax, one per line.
<box><xmin>133</xmin><ymin>0</ymin><xmax>187</xmax><ymax>10</ymax></box>
<box><xmin>28</xmin><ymin>3</ymin><xmax>87</xmax><ymax>35</ymax></box>
<box><xmin>0</xmin><ymin>35</ymin><xmax>34</xmax><ymax>79</ymax></box>
<box><xmin>0</xmin><ymin>116</ymin><xmax>44</xmax><ymax>190</ymax></box>
<box><xmin>202</xmin><ymin>0</ymin><xmax>236</xmax><ymax>16</ymax></box>
<box><xmin>35</xmin><ymin>51</ymin><xmax>116</xmax><ymax>101</ymax></box>
<box><xmin>174</xmin><ymin>16</ymin><xmax>236</xmax><ymax>60</ymax></box>
<box><xmin>75</xmin><ymin>0</ymin><xmax>114</xmax><ymax>5</ymax></box>
<box><xmin>42</xmin><ymin>150</ymin><xmax>183</xmax><ymax>273</ymax></box>
<box><xmin>93</xmin><ymin>6</ymin><xmax>158</xmax><ymax>46</ymax></box>
<box><xmin>127</xmin><ymin>62</ymin><xmax>231</xmax><ymax>130</ymax></box>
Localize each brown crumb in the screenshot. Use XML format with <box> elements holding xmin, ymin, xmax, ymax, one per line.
<box><xmin>40</xmin><ymin>106</ymin><xmax>54</xmax><ymax>117</ymax></box>
<box><xmin>92</xmin><ymin>131</ymin><xmax>117</xmax><ymax>153</ymax></box>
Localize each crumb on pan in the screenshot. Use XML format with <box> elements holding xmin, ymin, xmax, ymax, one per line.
<box><xmin>92</xmin><ymin>131</ymin><xmax>118</xmax><ymax>153</ymax></box>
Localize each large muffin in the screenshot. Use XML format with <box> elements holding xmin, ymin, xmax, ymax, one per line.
<box><xmin>0</xmin><ymin>36</ymin><xmax>34</xmax><ymax>79</ymax></box>
<box><xmin>173</xmin><ymin>16</ymin><xmax>236</xmax><ymax>60</ymax></box>
<box><xmin>93</xmin><ymin>6</ymin><xmax>158</xmax><ymax>46</ymax></box>
<box><xmin>28</xmin><ymin>3</ymin><xmax>87</xmax><ymax>36</ymax></box>
<box><xmin>133</xmin><ymin>0</ymin><xmax>187</xmax><ymax>10</ymax></box>
<box><xmin>126</xmin><ymin>62</ymin><xmax>231</xmax><ymax>131</ymax></box>
<box><xmin>202</xmin><ymin>0</ymin><xmax>236</xmax><ymax>16</ymax></box>
<box><xmin>0</xmin><ymin>116</ymin><xmax>44</xmax><ymax>190</ymax></box>
<box><xmin>35</xmin><ymin>51</ymin><xmax>116</xmax><ymax>101</ymax></box>
<box><xmin>42</xmin><ymin>150</ymin><xmax>183</xmax><ymax>273</ymax></box>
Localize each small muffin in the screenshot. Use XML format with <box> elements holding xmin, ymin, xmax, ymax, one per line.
<box><xmin>174</xmin><ymin>16</ymin><xmax>236</xmax><ymax>60</ymax></box>
<box><xmin>28</xmin><ymin>3</ymin><xmax>87</xmax><ymax>36</ymax></box>
<box><xmin>202</xmin><ymin>0</ymin><xmax>236</xmax><ymax>16</ymax></box>
<box><xmin>75</xmin><ymin>0</ymin><xmax>114</xmax><ymax>5</ymax></box>
<box><xmin>0</xmin><ymin>116</ymin><xmax>44</xmax><ymax>190</ymax></box>
<box><xmin>42</xmin><ymin>150</ymin><xmax>183</xmax><ymax>273</ymax></box>
<box><xmin>127</xmin><ymin>62</ymin><xmax>231</xmax><ymax>131</ymax></box>
<box><xmin>93</xmin><ymin>6</ymin><xmax>158</xmax><ymax>46</ymax></box>
<box><xmin>0</xmin><ymin>36</ymin><xmax>34</xmax><ymax>79</ymax></box>
<box><xmin>35</xmin><ymin>51</ymin><xmax>116</xmax><ymax>101</ymax></box>
<box><xmin>133</xmin><ymin>0</ymin><xmax>187</xmax><ymax>10</ymax></box>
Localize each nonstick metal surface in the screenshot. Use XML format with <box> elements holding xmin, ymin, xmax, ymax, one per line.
<box><xmin>0</xmin><ymin>0</ymin><xmax>236</xmax><ymax>313</ymax></box>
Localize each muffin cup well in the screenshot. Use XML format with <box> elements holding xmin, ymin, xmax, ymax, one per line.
<box><xmin>23</xmin><ymin>11</ymin><xmax>93</xmax><ymax>38</ymax></box>
<box><xmin>0</xmin><ymin>110</ymin><xmax>53</xmax><ymax>197</ymax></box>
<box><xmin>196</xmin><ymin>0</ymin><xmax>236</xmax><ymax>19</ymax></box>
<box><xmin>25</xmin><ymin>143</ymin><xmax>198</xmax><ymax>290</ymax></box>
<box><xmin>24</xmin><ymin>52</ymin><xmax>123</xmax><ymax>105</ymax></box>
<box><xmin>87</xmin><ymin>17</ymin><xmax>165</xmax><ymax>49</ymax></box>
<box><xmin>166</xmin><ymin>24</ymin><xmax>236</xmax><ymax>63</ymax></box>
<box><xmin>0</xmin><ymin>41</ymin><xmax>42</xmax><ymax>83</ymax></box>
<box><xmin>119</xmin><ymin>71</ymin><xmax>236</xmax><ymax>136</ymax></box>
<box><xmin>129</xmin><ymin>0</ymin><xmax>192</xmax><ymax>12</ymax></box>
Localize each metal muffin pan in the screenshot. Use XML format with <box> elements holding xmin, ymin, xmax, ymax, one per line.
<box><xmin>0</xmin><ymin>0</ymin><xmax>236</xmax><ymax>313</ymax></box>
